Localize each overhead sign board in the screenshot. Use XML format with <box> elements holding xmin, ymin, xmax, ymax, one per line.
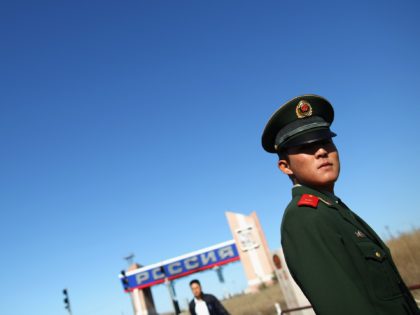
<box><xmin>120</xmin><ymin>240</ymin><xmax>239</xmax><ymax>291</ymax></box>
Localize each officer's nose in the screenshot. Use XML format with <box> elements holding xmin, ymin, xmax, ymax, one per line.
<box><xmin>315</xmin><ymin>146</ymin><xmax>328</xmax><ymax>158</ymax></box>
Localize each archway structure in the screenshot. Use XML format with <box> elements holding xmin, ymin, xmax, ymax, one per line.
<box><xmin>119</xmin><ymin>212</ymin><xmax>275</xmax><ymax>315</ymax></box>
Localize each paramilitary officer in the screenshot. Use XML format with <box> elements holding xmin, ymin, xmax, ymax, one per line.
<box><xmin>261</xmin><ymin>94</ymin><xmax>419</xmax><ymax>315</ymax></box>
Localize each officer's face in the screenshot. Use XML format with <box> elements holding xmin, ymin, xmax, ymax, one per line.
<box><xmin>278</xmin><ymin>139</ymin><xmax>340</xmax><ymax>192</ymax></box>
<box><xmin>190</xmin><ymin>283</ymin><xmax>202</xmax><ymax>298</ymax></box>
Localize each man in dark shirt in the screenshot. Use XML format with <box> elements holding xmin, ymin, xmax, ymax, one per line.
<box><xmin>189</xmin><ymin>279</ymin><xmax>230</xmax><ymax>315</ymax></box>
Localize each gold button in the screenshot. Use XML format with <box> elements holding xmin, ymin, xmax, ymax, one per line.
<box><xmin>375</xmin><ymin>251</ymin><xmax>381</xmax><ymax>258</ymax></box>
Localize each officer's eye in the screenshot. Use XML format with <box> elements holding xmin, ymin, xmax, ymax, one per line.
<box><xmin>291</xmin><ymin>139</ymin><xmax>335</xmax><ymax>154</ymax></box>
<box><xmin>319</xmin><ymin>139</ymin><xmax>333</xmax><ymax>146</ymax></box>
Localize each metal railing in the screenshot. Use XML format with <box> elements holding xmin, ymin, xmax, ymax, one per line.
<box><xmin>279</xmin><ymin>284</ymin><xmax>420</xmax><ymax>314</ymax></box>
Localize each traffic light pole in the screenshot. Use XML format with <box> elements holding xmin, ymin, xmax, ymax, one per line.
<box><xmin>214</xmin><ymin>265</ymin><xmax>229</xmax><ymax>298</ymax></box>
<box><xmin>165</xmin><ymin>278</ymin><xmax>181</xmax><ymax>315</ymax></box>
<box><xmin>160</xmin><ymin>267</ymin><xmax>181</xmax><ymax>315</ymax></box>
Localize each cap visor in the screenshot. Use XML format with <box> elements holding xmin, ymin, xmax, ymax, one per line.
<box><xmin>282</xmin><ymin>128</ymin><xmax>336</xmax><ymax>148</ymax></box>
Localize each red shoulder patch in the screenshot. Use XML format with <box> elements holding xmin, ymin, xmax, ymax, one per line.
<box><xmin>297</xmin><ymin>194</ymin><xmax>319</xmax><ymax>208</ymax></box>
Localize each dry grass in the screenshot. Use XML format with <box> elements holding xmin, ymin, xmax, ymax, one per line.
<box><xmin>175</xmin><ymin>286</ymin><xmax>284</xmax><ymax>315</ymax></box>
<box><xmin>387</xmin><ymin>228</ymin><xmax>420</xmax><ymax>299</ymax></box>
<box><xmin>222</xmin><ymin>285</ymin><xmax>284</xmax><ymax>315</ymax></box>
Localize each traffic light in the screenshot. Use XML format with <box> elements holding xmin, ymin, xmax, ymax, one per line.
<box><xmin>121</xmin><ymin>270</ymin><xmax>129</xmax><ymax>291</ymax></box>
<box><xmin>63</xmin><ymin>289</ymin><xmax>71</xmax><ymax>313</ymax></box>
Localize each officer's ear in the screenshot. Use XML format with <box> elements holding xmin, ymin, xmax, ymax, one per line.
<box><xmin>277</xmin><ymin>149</ymin><xmax>294</xmax><ymax>176</ymax></box>
<box><xmin>278</xmin><ymin>159</ymin><xmax>294</xmax><ymax>175</ymax></box>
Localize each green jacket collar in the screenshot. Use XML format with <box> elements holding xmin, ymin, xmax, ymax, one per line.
<box><xmin>292</xmin><ymin>184</ymin><xmax>339</xmax><ymax>205</ymax></box>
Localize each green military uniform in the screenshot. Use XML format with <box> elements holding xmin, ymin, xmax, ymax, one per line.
<box><xmin>282</xmin><ymin>184</ymin><xmax>419</xmax><ymax>314</ymax></box>
<box><xmin>261</xmin><ymin>94</ymin><xmax>419</xmax><ymax>314</ymax></box>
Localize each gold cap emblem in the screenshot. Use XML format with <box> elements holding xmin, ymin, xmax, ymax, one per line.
<box><xmin>296</xmin><ymin>100</ymin><xmax>313</xmax><ymax>118</ymax></box>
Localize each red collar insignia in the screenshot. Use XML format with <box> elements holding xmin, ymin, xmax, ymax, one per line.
<box><xmin>297</xmin><ymin>194</ymin><xmax>319</xmax><ymax>208</ymax></box>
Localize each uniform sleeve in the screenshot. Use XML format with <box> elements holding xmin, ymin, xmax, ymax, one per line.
<box><xmin>282</xmin><ymin>209</ymin><xmax>377</xmax><ymax>315</ymax></box>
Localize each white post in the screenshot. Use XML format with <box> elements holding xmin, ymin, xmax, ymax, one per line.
<box><xmin>132</xmin><ymin>288</ymin><xmax>143</xmax><ymax>315</ymax></box>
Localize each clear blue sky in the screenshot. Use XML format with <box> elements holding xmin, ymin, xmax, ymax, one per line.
<box><xmin>1</xmin><ymin>1</ymin><xmax>419</xmax><ymax>314</ymax></box>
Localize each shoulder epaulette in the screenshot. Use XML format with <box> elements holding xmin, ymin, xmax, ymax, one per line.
<box><xmin>297</xmin><ymin>194</ymin><xmax>319</xmax><ymax>208</ymax></box>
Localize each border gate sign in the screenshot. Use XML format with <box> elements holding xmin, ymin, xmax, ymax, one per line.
<box><xmin>120</xmin><ymin>240</ymin><xmax>239</xmax><ymax>292</ymax></box>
